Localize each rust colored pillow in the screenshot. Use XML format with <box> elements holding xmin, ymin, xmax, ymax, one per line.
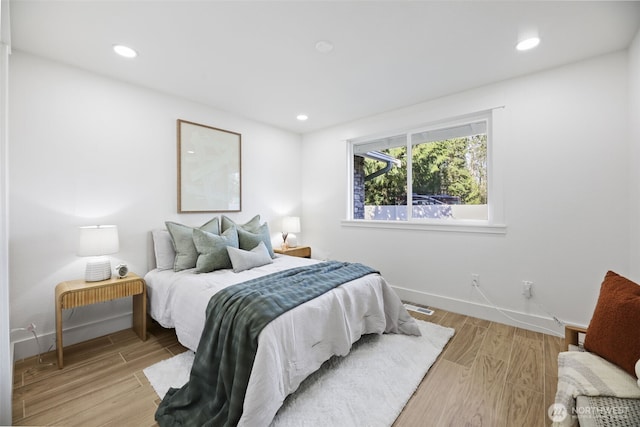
<box><xmin>583</xmin><ymin>271</ymin><xmax>640</xmax><ymax>377</ymax></box>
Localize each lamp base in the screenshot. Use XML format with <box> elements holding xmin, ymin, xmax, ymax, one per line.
<box><xmin>85</xmin><ymin>258</ymin><xmax>112</xmax><ymax>282</ymax></box>
<box><xmin>286</xmin><ymin>233</ymin><xmax>298</xmax><ymax>248</ymax></box>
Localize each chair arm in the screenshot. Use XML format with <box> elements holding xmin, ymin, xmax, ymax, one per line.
<box><xmin>565</xmin><ymin>324</ymin><xmax>588</xmax><ymax>351</ymax></box>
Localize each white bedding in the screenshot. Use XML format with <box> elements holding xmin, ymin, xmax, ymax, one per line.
<box><xmin>145</xmin><ymin>255</ymin><xmax>419</xmax><ymax>426</ymax></box>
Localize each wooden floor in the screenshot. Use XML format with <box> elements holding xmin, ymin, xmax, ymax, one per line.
<box><xmin>394</xmin><ymin>309</ymin><xmax>563</xmax><ymax>427</ymax></box>
<box><xmin>12</xmin><ymin>308</ymin><xmax>564</xmax><ymax>427</ymax></box>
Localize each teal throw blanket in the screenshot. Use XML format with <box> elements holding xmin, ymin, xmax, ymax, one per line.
<box><xmin>155</xmin><ymin>261</ymin><xmax>378</xmax><ymax>427</ymax></box>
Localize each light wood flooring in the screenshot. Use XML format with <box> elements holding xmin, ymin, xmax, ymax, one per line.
<box><xmin>12</xmin><ymin>308</ymin><xmax>564</xmax><ymax>426</ymax></box>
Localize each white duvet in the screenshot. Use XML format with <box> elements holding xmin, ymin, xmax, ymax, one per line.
<box><xmin>144</xmin><ymin>255</ymin><xmax>420</xmax><ymax>426</ymax></box>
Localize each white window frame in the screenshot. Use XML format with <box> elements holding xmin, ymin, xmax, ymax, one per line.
<box><xmin>344</xmin><ymin>108</ymin><xmax>506</xmax><ymax>234</ymax></box>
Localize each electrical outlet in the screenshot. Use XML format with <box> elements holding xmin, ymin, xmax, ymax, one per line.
<box><xmin>471</xmin><ymin>274</ymin><xmax>480</xmax><ymax>287</ymax></box>
<box><xmin>522</xmin><ymin>281</ymin><xmax>533</xmax><ymax>299</ymax></box>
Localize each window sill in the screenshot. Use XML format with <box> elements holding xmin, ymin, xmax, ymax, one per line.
<box><xmin>341</xmin><ymin>219</ymin><xmax>507</xmax><ymax>234</ymax></box>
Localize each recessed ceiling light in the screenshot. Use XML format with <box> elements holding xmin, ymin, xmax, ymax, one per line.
<box><xmin>315</xmin><ymin>40</ymin><xmax>334</xmax><ymax>54</ymax></box>
<box><xmin>296</xmin><ymin>114</ymin><xmax>309</xmax><ymax>121</ymax></box>
<box><xmin>516</xmin><ymin>37</ymin><xmax>540</xmax><ymax>51</ymax></box>
<box><xmin>113</xmin><ymin>44</ymin><xmax>138</xmax><ymax>58</ymax></box>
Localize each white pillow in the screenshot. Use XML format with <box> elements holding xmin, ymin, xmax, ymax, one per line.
<box><xmin>152</xmin><ymin>229</ymin><xmax>176</xmax><ymax>270</ymax></box>
<box><xmin>226</xmin><ymin>241</ymin><xmax>273</xmax><ymax>273</ymax></box>
<box><xmin>636</xmin><ymin>359</ymin><xmax>639</xmax><ymax>388</ymax></box>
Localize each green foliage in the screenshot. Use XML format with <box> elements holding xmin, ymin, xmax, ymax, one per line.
<box><xmin>363</xmin><ymin>146</ymin><xmax>407</xmax><ymax>205</ymax></box>
<box><xmin>363</xmin><ymin>135</ymin><xmax>487</xmax><ymax>205</ymax></box>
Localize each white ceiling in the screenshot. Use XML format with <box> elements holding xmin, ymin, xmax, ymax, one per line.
<box><xmin>9</xmin><ymin>1</ymin><xmax>640</xmax><ymax>134</ymax></box>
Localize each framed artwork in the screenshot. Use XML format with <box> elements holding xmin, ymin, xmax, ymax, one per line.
<box><xmin>177</xmin><ymin>119</ymin><xmax>241</xmax><ymax>212</ymax></box>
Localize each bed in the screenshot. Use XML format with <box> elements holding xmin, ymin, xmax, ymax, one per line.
<box><xmin>145</xmin><ymin>218</ymin><xmax>420</xmax><ymax>426</ymax></box>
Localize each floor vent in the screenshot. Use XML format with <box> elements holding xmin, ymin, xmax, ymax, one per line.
<box><xmin>403</xmin><ymin>304</ymin><xmax>434</xmax><ymax>316</ymax></box>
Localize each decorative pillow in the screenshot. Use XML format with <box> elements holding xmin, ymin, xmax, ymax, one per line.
<box><xmin>193</xmin><ymin>227</ymin><xmax>239</xmax><ymax>273</ymax></box>
<box><xmin>165</xmin><ymin>217</ymin><xmax>219</xmax><ymax>271</ymax></box>
<box><xmin>221</xmin><ymin>214</ymin><xmax>261</xmax><ymax>233</ymax></box>
<box><xmin>227</xmin><ymin>241</ymin><xmax>273</xmax><ymax>273</ymax></box>
<box><xmin>237</xmin><ymin>222</ymin><xmax>275</xmax><ymax>258</ymax></box>
<box><xmin>151</xmin><ymin>229</ymin><xmax>176</xmax><ymax>270</ymax></box>
<box><xmin>583</xmin><ymin>271</ymin><xmax>640</xmax><ymax>377</ymax></box>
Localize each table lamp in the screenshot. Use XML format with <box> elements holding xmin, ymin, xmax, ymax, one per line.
<box><xmin>77</xmin><ymin>225</ymin><xmax>119</xmax><ymax>281</ymax></box>
<box><xmin>281</xmin><ymin>216</ymin><xmax>300</xmax><ymax>249</ymax></box>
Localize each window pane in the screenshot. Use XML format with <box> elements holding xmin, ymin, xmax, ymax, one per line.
<box><xmin>411</xmin><ymin>124</ymin><xmax>487</xmax><ymax>220</ymax></box>
<box><xmin>353</xmin><ymin>136</ymin><xmax>407</xmax><ymax>221</ymax></box>
<box><xmin>351</xmin><ymin>116</ymin><xmax>489</xmax><ymax>222</ymax></box>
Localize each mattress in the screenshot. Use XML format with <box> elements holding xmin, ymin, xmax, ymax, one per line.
<box><xmin>146</xmin><ymin>255</ymin><xmax>318</xmax><ymax>349</ymax></box>
<box><xmin>145</xmin><ymin>254</ymin><xmax>419</xmax><ymax>426</ymax></box>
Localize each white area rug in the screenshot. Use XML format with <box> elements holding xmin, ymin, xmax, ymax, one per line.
<box><xmin>143</xmin><ymin>320</ymin><xmax>454</xmax><ymax>426</ymax></box>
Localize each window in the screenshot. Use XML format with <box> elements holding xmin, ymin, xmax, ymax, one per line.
<box><xmin>350</xmin><ymin>112</ymin><xmax>493</xmax><ymax>225</ymax></box>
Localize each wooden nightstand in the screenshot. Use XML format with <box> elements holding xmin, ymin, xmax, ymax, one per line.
<box><xmin>274</xmin><ymin>246</ymin><xmax>311</xmax><ymax>258</ymax></box>
<box><xmin>55</xmin><ymin>273</ymin><xmax>147</xmax><ymax>368</ymax></box>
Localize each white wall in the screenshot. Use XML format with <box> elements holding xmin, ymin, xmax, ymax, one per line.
<box><xmin>9</xmin><ymin>51</ymin><xmax>303</xmax><ymax>359</ymax></box>
<box><xmin>629</xmin><ymin>30</ymin><xmax>640</xmax><ymax>280</ymax></box>
<box><xmin>301</xmin><ymin>51</ymin><xmax>630</xmax><ymax>334</ymax></box>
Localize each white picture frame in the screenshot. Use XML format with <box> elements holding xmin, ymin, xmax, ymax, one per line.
<box><xmin>177</xmin><ymin>119</ymin><xmax>241</xmax><ymax>212</ymax></box>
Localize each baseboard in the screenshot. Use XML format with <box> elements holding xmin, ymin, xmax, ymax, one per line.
<box><xmin>12</xmin><ymin>312</ymin><xmax>133</xmax><ymax>361</ymax></box>
<box><xmin>391</xmin><ymin>285</ymin><xmax>566</xmax><ymax>337</ymax></box>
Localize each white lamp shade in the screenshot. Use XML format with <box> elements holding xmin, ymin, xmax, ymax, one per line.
<box><xmin>282</xmin><ymin>216</ymin><xmax>301</xmax><ymax>233</ymax></box>
<box><xmin>77</xmin><ymin>225</ymin><xmax>119</xmax><ymax>256</ymax></box>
